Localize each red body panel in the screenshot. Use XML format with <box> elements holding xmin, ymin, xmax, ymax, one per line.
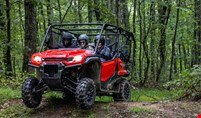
<box><xmin>100</xmin><ymin>58</ymin><xmax>128</xmax><ymax>82</ymax></box>
<box><xmin>117</xmin><ymin>58</ymin><xmax>128</xmax><ymax>76</ymax></box>
<box><xmin>101</xmin><ymin>60</ymin><xmax>116</xmax><ymax>82</ymax></box>
<box><xmin>30</xmin><ymin>49</ymin><xmax>128</xmax><ymax>83</ymax></box>
<box><xmin>30</xmin><ymin>49</ymin><xmax>94</xmax><ymax>66</ymax></box>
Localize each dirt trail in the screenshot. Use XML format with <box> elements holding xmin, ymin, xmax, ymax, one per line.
<box><xmin>0</xmin><ymin>98</ymin><xmax>200</xmax><ymax>118</ymax></box>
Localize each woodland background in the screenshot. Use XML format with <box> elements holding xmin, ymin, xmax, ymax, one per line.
<box><xmin>0</xmin><ymin>0</ymin><xmax>201</xmax><ymax>100</ymax></box>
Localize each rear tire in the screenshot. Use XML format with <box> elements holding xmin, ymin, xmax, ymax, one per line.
<box><xmin>113</xmin><ymin>79</ymin><xmax>131</xmax><ymax>101</ymax></box>
<box><xmin>76</xmin><ymin>78</ymin><xmax>96</xmax><ymax>109</ymax></box>
<box><xmin>21</xmin><ymin>77</ymin><xmax>42</xmax><ymax>108</ymax></box>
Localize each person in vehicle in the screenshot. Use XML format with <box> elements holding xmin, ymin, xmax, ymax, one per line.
<box><xmin>94</xmin><ymin>35</ymin><xmax>111</xmax><ymax>61</ymax></box>
<box><xmin>78</xmin><ymin>34</ymin><xmax>89</xmax><ymax>49</ymax></box>
<box><xmin>61</xmin><ymin>32</ymin><xmax>77</xmax><ymax>48</ymax></box>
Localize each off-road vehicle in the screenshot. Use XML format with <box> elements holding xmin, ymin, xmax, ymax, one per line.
<box><xmin>21</xmin><ymin>23</ymin><xmax>134</xmax><ymax>109</ymax></box>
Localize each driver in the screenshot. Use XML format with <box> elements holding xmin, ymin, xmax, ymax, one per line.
<box><xmin>78</xmin><ymin>34</ymin><xmax>89</xmax><ymax>49</ymax></box>
<box><xmin>61</xmin><ymin>32</ymin><xmax>77</xmax><ymax>48</ymax></box>
<box><xmin>94</xmin><ymin>35</ymin><xmax>111</xmax><ymax>61</ymax></box>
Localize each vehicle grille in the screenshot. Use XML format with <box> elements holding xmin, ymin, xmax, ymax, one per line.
<box><xmin>44</xmin><ymin>65</ymin><xmax>58</xmax><ymax>77</ymax></box>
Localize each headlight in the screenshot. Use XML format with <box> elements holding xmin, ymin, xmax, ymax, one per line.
<box><xmin>33</xmin><ymin>56</ymin><xmax>42</xmax><ymax>63</ymax></box>
<box><xmin>30</xmin><ymin>54</ymin><xmax>42</xmax><ymax>66</ymax></box>
<box><xmin>72</xmin><ymin>55</ymin><xmax>83</xmax><ymax>62</ymax></box>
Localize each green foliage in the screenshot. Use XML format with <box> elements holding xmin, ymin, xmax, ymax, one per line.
<box><xmin>130</xmin><ymin>107</ymin><xmax>155</xmax><ymax>114</ymax></box>
<box><xmin>0</xmin><ymin>104</ymin><xmax>32</xmax><ymax>118</ymax></box>
<box><xmin>95</xmin><ymin>96</ymin><xmax>113</xmax><ymax>102</ymax></box>
<box><xmin>44</xmin><ymin>91</ymin><xmax>62</xmax><ymax>99</ymax></box>
<box><xmin>131</xmin><ymin>88</ymin><xmax>175</xmax><ymax>102</ymax></box>
<box><xmin>95</xmin><ymin>88</ymin><xmax>175</xmax><ymax>102</ymax></box>
<box><xmin>164</xmin><ymin>65</ymin><xmax>201</xmax><ymax>99</ymax></box>
<box><xmin>0</xmin><ymin>87</ymin><xmax>20</xmax><ymax>104</ymax></box>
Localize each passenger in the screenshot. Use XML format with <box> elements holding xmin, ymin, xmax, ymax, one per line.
<box><xmin>94</xmin><ymin>35</ymin><xmax>111</xmax><ymax>61</ymax></box>
<box><xmin>78</xmin><ymin>34</ymin><xmax>89</xmax><ymax>49</ymax></box>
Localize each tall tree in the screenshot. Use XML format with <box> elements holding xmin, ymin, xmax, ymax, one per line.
<box><xmin>3</xmin><ymin>0</ymin><xmax>12</xmax><ymax>76</ymax></box>
<box><xmin>47</xmin><ymin>0</ymin><xmax>53</xmax><ymax>25</ymax></box>
<box><xmin>94</xmin><ymin>0</ymin><xmax>101</xmax><ymax>21</ymax></box>
<box><xmin>78</xmin><ymin>0</ymin><xmax>82</xmax><ymax>23</ymax></box>
<box><xmin>132</xmin><ymin>0</ymin><xmax>137</xmax><ymax>80</ymax></box>
<box><xmin>88</xmin><ymin>0</ymin><xmax>93</xmax><ymax>22</ymax></box>
<box><xmin>23</xmin><ymin>0</ymin><xmax>38</xmax><ymax>72</ymax></box>
<box><xmin>57</xmin><ymin>0</ymin><xmax>62</xmax><ymax>23</ymax></box>
<box><xmin>192</xmin><ymin>0</ymin><xmax>201</xmax><ymax>65</ymax></box>
<box><xmin>156</xmin><ymin>0</ymin><xmax>171</xmax><ymax>82</ymax></box>
<box><xmin>119</xmin><ymin>0</ymin><xmax>130</xmax><ymax>30</ymax></box>
<box><xmin>149</xmin><ymin>0</ymin><xmax>156</xmax><ymax>81</ymax></box>
<box><xmin>169</xmin><ymin>0</ymin><xmax>180</xmax><ymax>80</ymax></box>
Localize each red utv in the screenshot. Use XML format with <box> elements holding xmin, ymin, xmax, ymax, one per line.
<box><xmin>21</xmin><ymin>23</ymin><xmax>134</xmax><ymax>109</ymax></box>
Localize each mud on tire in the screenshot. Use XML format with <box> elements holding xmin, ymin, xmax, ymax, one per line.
<box><xmin>21</xmin><ymin>77</ymin><xmax>42</xmax><ymax>108</ymax></box>
<box><xmin>113</xmin><ymin>79</ymin><xmax>131</xmax><ymax>101</ymax></box>
<box><xmin>75</xmin><ymin>78</ymin><xmax>96</xmax><ymax>110</ymax></box>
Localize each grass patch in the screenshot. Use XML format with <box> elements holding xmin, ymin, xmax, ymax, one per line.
<box><xmin>0</xmin><ymin>88</ymin><xmax>21</xmax><ymax>104</ymax></box>
<box><xmin>95</xmin><ymin>96</ymin><xmax>113</xmax><ymax>102</ymax></box>
<box><xmin>130</xmin><ymin>106</ymin><xmax>155</xmax><ymax>114</ymax></box>
<box><xmin>0</xmin><ymin>104</ymin><xmax>33</xmax><ymax>118</ymax></box>
<box><xmin>44</xmin><ymin>91</ymin><xmax>62</xmax><ymax>99</ymax></box>
<box><xmin>132</xmin><ymin>88</ymin><xmax>175</xmax><ymax>102</ymax></box>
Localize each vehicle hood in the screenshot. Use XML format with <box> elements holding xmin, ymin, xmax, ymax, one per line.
<box><xmin>40</xmin><ymin>48</ymin><xmax>94</xmax><ymax>59</ymax></box>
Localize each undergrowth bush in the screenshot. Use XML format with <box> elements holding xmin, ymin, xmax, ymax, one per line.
<box><xmin>164</xmin><ymin>65</ymin><xmax>201</xmax><ymax>100</ymax></box>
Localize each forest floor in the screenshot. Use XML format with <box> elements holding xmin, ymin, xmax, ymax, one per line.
<box><xmin>0</xmin><ymin>97</ymin><xmax>200</xmax><ymax>118</ymax></box>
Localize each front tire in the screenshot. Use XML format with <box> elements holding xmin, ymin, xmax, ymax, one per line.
<box><xmin>113</xmin><ymin>79</ymin><xmax>131</xmax><ymax>101</ymax></box>
<box><xmin>76</xmin><ymin>78</ymin><xmax>96</xmax><ymax>109</ymax></box>
<box><xmin>21</xmin><ymin>77</ymin><xmax>42</xmax><ymax>108</ymax></box>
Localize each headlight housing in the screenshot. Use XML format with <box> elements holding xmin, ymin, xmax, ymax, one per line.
<box><xmin>73</xmin><ymin>55</ymin><xmax>83</xmax><ymax>62</ymax></box>
<box><xmin>30</xmin><ymin>54</ymin><xmax>42</xmax><ymax>66</ymax></box>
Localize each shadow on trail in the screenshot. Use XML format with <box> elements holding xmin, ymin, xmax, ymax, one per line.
<box><xmin>29</xmin><ymin>97</ymin><xmax>113</xmax><ymax>118</ymax></box>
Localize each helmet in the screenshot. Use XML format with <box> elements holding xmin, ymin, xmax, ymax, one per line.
<box><xmin>62</xmin><ymin>32</ymin><xmax>74</xmax><ymax>47</ymax></box>
<box><xmin>62</xmin><ymin>32</ymin><xmax>74</xmax><ymax>41</ymax></box>
<box><xmin>78</xmin><ymin>34</ymin><xmax>89</xmax><ymax>44</ymax></box>
<box><xmin>94</xmin><ymin>34</ymin><xmax>105</xmax><ymax>46</ymax></box>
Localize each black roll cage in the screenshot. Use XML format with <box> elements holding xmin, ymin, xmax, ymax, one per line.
<box><xmin>40</xmin><ymin>23</ymin><xmax>134</xmax><ymax>62</ymax></box>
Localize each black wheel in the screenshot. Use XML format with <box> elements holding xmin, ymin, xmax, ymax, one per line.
<box><xmin>62</xmin><ymin>90</ymin><xmax>75</xmax><ymax>103</ymax></box>
<box><xmin>21</xmin><ymin>77</ymin><xmax>42</xmax><ymax>108</ymax></box>
<box><xmin>75</xmin><ymin>78</ymin><xmax>96</xmax><ymax>109</ymax></box>
<box><xmin>113</xmin><ymin>79</ymin><xmax>131</xmax><ymax>101</ymax></box>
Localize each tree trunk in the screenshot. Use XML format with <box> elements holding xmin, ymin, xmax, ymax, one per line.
<box><xmin>119</xmin><ymin>0</ymin><xmax>130</xmax><ymax>30</ymax></box>
<box><xmin>138</xmin><ymin>1</ymin><xmax>143</xmax><ymax>86</ymax></box>
<box><xmin>39</xmin><ymin>1</ymin><xmax>46</xmax><ymax>33</ymax></box>
<box><xmin>0</xmin><ymin>3</ymin><xmax>5</xmax><ymax>74</ymax></box>
<box><xmin>192</xmin><ymin>0</ymin><xmax>201</xmax><ymax>65</ymax></box>
<box><xmin>61</xmin><ymin>0</ymin><xmax>73</xmax><ymax>23</ymax></box>
<box><xmin>132</xmin><ymin>0</ymin><xmax>137</xmax><ymax>80</ymax></box>
<box><xmin>23</xmin><ymin>0</ymin><xmax>38</xmax><ymax>72</ymax></box>
<box><xmin>150</xmin><ymin>0</ymin><xmax>156</xmax><ymax>81</ymax></box>
<box><xmin>156</xmin><ymin>0</ymin><xmax>171</xmax><ymax>82</ymax></box>
<box><xmin>4</xmin><ymin>0</ymin><xmax>12</xmax><ymax>76</ymax></box>
<box><xmin>88</xmin><ymin>0</ymin><xmax>93</xmax><ymax>22</ymax></box>
<box><xmin>47</xmin><ymin>0</ymin><xmax>53</xmax><ymax>25</ymax></box>
<box><xmin>169</xmin><ymin>0</ymin><xmax>180</xmax><ymax>80</ymax></box>
<box><xmin>78</xmin><ymin>0</ymin><xmax>82</xmax><ymax>23</ymax></box>
<box><xmin>142</xmin><ymin>1</ymin><xmax>150</xmax><ymax>86</ymax></box>
<box><xmin>115</xmin><ymin>0</ymin><xmax>118</xmax><ymax>25</ymax></box>
<box><xmin>57</xmin><ymin>0</ymin><xmax>62</xmax><ymax>23</ymax></box>
<box><xmin>109</xmin><ymin>0</ymin><xmax>115</xmax><ymax>13</ymax></box>
<box><xmin>94</xmin><ymin>0</ymin><xmax>101</xmax><ymax>21</ymax></box>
